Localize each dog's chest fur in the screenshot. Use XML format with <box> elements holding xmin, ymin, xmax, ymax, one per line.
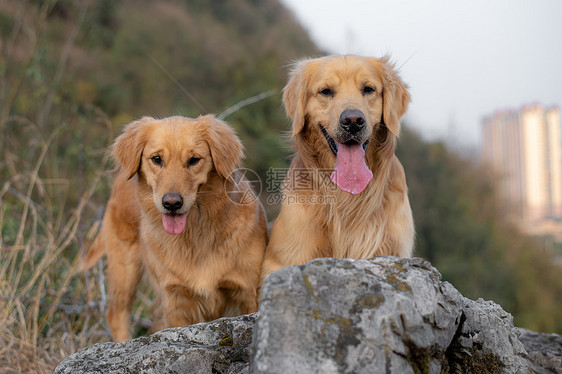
<box><xmin>288</xmin><ymin>154</ymin><xmax>413</xmax><ymax>259</ymax></box>
<box><xmin>139</xmin><ymin>206</ymin><xmax>237</xmax><ymax>296</ymax></box>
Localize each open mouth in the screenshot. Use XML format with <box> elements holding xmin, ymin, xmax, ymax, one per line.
<box><xmin>319</xmin><ymin>125</ymin><xmax>373</xmax><ymax>195</ymax></box>
<box><xmin>320</xmin><ymin>125</ymin><xmax>339</xmax><ymax>155</ymax></box>
<box><xmin>320</xmin><ymin>125</ymin><xmax>369</xmax><ymax>155</ymax></box>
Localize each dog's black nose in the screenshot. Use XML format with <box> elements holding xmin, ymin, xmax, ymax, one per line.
<box><xmin>339</xmin><ymin>109</ymin><xmax>366</xmax><ymax>134</ymax></box>
<box><xmin>162</xmin><ymin>193</ymin><xmax>183</xmax><ymax>212</ymax></box>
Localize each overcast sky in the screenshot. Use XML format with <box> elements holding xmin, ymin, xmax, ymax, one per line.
<box><xmin>280</xmin><ymin>0</ymin><xmax>562</xmax><ymax>146</ymax></box>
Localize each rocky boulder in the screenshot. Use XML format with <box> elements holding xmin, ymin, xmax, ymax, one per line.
<box><xmin>55</xmin><ymin>314</ymin><xmax>255</xmax><ymax>374</ymax></box>
<box><xmin>518</xmin><ymin>328</ymin><xmax>562</xmax><ymax>373</ymax></box>
<box><xmin>252</xmin><ymin>257</ymin><xmax>527</xmax><ymax>373</ymax></box>
<box><xmin>55</xmin><ymin>257</ymin><xmax>561</xmax><ymax>373</ymax></box>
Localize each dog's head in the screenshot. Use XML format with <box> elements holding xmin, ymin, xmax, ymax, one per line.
<box><xmin>283</xmin><ymin>55</ymin><xmax>410</xmax><ymax>194</ymax></box>
<box><xmin>113</xmin><ymin>115</ymin><xmax>243</xmax><ymax>235</ymax></box>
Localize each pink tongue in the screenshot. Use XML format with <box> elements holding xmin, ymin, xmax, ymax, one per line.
<box><xmin>162</xmin><ymin>214</ymin><xmax>187</xmax><ymax>235</ymax></box>
<box><xmin>330</xmin><ymin>142</ymin><xmax>373</xmax><ymax>195</ymax></box>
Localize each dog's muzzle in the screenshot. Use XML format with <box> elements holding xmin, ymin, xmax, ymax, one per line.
<box><xmin>320</xmin><ymin>109</ymin><xmax>370</xmax><ymax>156</ymax></box>
<box><xmin>339</xmin><ymin>109</ymin><xmax>366</xmax><ymax>135</ymax></box>
<box><xmin>162</xmin><ymin>193</ymin><xmax>184</xmax><ymax>212</ymax></box>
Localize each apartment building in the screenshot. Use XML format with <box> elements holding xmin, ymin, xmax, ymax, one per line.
<box><xmin>481</xmin><ymin>104</ymin><xmax>562</xmax><ymax>230</ymax></box>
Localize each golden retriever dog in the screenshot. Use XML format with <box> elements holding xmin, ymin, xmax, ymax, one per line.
<box><xmin>261</xmin><ymin>55</ymin><xmax>414</xmax><ymax>281</ymax></box>
<box><xmin>81</xmin><ymin>115</ymin><xmax>268</xmax><ymax>342</ymax></box>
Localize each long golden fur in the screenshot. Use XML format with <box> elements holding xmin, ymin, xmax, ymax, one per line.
<box><xmin>81</xmin><ymin>115</ymin><xmax>268</xmax><ymax>342</ymax></box>
<box><xmin>261</xmin><ymin>55</ymin><xmax>414</xmax><ymax>281</ymax></box>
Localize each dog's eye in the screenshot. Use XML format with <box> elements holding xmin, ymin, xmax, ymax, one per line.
<box><xmin>362</xmin><ymin>86</ymin><xmax>375</xmax><ymax>95</ymax></box>
<box><xmin>188</xmin><ymin>157</ymin><xmax>200</xmax><ymax>166</ymax></box>
<box><xmin>319</xmin><ymin>88</ymin><xmax>334</xmax><ymax>97</ymax></box>
<box><xmin>151</xmin><ymin>156</ymin><xmax>163</xmax><ymax>166</ymax></box>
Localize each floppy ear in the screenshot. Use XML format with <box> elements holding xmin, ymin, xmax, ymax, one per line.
<box><xmin>112</xmin><ymin>117</ymin><xmax>155</xmax><ymax>179</ymax></box>
<box><xmin>380</xmin><ymin>57</ymin><xmax>411</xmax><ymax>136</ymax></box>
<box><xmin>200</xmin><ymin>115</ymin><xmax>243</xmax><ymax>179</ymax></box>
<box><xmin>283</xmin><ymin>59</ymin><xmax>312</xmax><ymax>136</ymax></box>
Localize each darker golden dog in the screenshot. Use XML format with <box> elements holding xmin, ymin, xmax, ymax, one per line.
<box><xmin>81</xmin><ymin>115</ymin><xmax>268</xmax><ymax>341</ymax></box>
<box><xmin>261</xmin><ymin>55</ymin><xmax>414</xmax><ymax>281</ymax></box>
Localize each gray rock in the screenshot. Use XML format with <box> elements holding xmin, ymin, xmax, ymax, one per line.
<box><xmin>518</xmin><ymin>328</ymin><xmax>562</xmax><ymax>373</ymax></box>
<box><xmin>56</xmin><ymin>257</ymin><xmax>560</xmax><ymax>373</ymax></box>
<box><xmin>251</xmin><ymin>256</ymin><xmax>528</xmax><ymax>373</ymax></box>
<box><xmin>54</xmin><ymin>313</ymin><xmax>255</xmax><ymax>374</ymax></box>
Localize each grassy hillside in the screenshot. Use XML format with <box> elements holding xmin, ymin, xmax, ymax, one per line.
<box><xmin>1</xmin><ymin>0</ymin><xmax>322</xmax><ymax>202</ymax></box>
<box><xmin>0</xmin><ymin>0</ymin><xmax>320</xmax><ymax>371</ymax></box>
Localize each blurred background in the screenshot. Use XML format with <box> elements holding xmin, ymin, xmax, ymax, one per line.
<box><xmin>0</xmin><ymin>0</ymin><xmax>560</xmax><ymax>372</ymax></box>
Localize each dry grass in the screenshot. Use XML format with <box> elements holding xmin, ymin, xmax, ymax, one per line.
<box><xmin>0</xmin><ymin>4</ymin><xmax>277</xmax><ymax>371</ymax></box>
<box><xmin>0</xmin><ymin>3</ymin><xmax>127</xmax><ymax>370</ymax></box>
<box><xmin>0</xmin><ymin>116</ymin><xmax>156</xmax><ymax>373</ymax></box>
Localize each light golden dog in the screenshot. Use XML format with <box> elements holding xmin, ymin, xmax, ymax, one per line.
<box><xmin>261</xmin><ymin>55</ymin><xmax>414</xmax><ymax>281</ymax></box>
<box><xmin>81</xmin><ymin>115</ymin><xmax>268</xmax><ymax>342</ymax></box>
